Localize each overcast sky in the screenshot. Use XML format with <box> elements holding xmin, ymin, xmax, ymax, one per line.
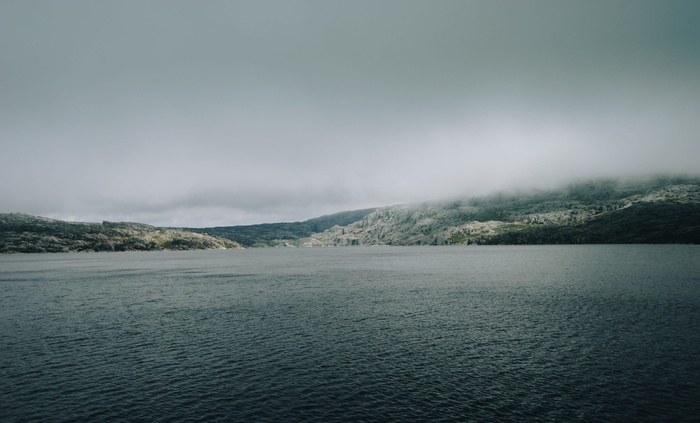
<box><xmin>2</xmin><ymin>1</ymin><xmax>699</xmax><ymax>227</ymax></box>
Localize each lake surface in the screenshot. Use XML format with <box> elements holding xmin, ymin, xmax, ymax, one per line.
<box><xmin>1</xmin><ymin>245</ymin><xmax>699</xmax><ymax>422</ymax></box>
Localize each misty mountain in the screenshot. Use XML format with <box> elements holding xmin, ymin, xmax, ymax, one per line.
<box><xmin>3</xmin><ymin>176</ymin><xmax>699</xmax><ymax>253</ymax></box>
<box><xmin>0</xmin><ymin>214</ymin><xmax>242</xmax><ymax>253</ymax></box>
<box><xmin>289</xmin><ymin>176</ymin><xmax>700</xmax><ymax>246</ymax></box>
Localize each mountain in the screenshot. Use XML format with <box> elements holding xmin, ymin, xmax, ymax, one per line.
<box><xmin>291</xmin><ymin>176</ymin><xmax>700</xmax><ymax>246</ymax></box>
<box><xmin>185</xmin><ymin>208</ymin><xmax>376</xmax><ymax>247</ymax></box>
<box><xmin>3</xmin><ymin>176</ymin><xmax>698</xmax><ymax>253</ymax></box>
<box><xmin>0</xmin><ymin>214</ymin><xmax>242</xmax><ymax>253</ymax></box>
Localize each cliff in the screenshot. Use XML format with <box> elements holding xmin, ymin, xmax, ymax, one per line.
<box><xmin>0</xmin><ymin>214</ymin><xmax>242</xmax><ymax>253</ymax></box>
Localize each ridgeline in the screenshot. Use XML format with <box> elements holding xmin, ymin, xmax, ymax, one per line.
<box><xmin>2</xmin><ymin>176</ymin><xmax>699</xmax><ymax>253</ymax></box>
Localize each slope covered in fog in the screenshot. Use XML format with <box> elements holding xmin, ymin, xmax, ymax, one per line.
<box><xmin>293</xmin><ymin>176</ymin><xmax>700</xmax><ymax>246</ymax></box>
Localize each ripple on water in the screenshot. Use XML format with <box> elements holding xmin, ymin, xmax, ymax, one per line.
<box><xmin>1</xmin><ymin>246</ymin><xmax>699</xmax><ymax>422</ymax></box>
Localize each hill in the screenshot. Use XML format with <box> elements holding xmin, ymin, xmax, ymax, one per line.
<box><xmin>4</xmin><ymin>176</ymin><xmax>699</xmax><ymax>252</ymax></box>
<box><xmin>0</xmin><ymin>214</ymin><xmax>242</xmax><ymax>253</ymax></box>
<box><xmin>293</xmin><ymin>176</ymin><xmax>700</xmax><ymax>246</ymax></box>
<box><xmin>185</xmin><ymin>208</ymin><xmax>376</xmax><ymax>247</ymax></box>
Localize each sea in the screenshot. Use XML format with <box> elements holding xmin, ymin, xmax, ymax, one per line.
<box><xmin>1</xmin><ymin>245</ymin><xmax>699</xmax><ymax>422</ymax></box>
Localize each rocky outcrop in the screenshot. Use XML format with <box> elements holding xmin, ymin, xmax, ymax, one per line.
<box><xmin>0</xmin><ymin>214</ymin><xmax>243</xmax><ymax>253</ymax></box>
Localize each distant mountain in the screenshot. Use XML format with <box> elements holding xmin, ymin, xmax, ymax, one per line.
<box><xmin>4</xmin><ymin>176</ymin><xmax>699</xmax><ymax>253</ymax></box>
<box><xmin>293</xmin><ymin>176</ymin><xmax>700</xmax><ymax>246</ymax></box>
<box><xmin>185</xmin><ymin>208</ymin><xmax>376</xmax><ymax>247</ymax></box>
<box><xmin>0</xmin><ymin>214</ymin><xmax>242</xmax><ymax>253</ymax></box>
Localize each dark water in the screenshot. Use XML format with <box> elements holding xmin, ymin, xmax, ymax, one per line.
<box><xmin>1</xmin><ymin>245</ymin><xmax>699</xmax><ymax>422</ymax></box>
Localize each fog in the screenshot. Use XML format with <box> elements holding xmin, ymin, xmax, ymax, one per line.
<box><xmin>2</xmin><ymin>1</ymin><xmax>698</xmax><ymax>226</ymax></box>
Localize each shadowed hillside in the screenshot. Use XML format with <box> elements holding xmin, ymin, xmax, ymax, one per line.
<box><xmin>186</xmin><ymin>208</ymin><xmax>376</xmax><ymax>247</ymax></box>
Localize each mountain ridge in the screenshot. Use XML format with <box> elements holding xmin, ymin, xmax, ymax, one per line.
<box><xmin>2</xmin><ymin>176</ymin><xmax>699</xmax><ymax>253</ymax></box>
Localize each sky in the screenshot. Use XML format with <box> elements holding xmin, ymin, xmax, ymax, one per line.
<box><xmin>2</xmin><ymin>1</ymin><xmax>699</xmax><ymax>227</ymax></box>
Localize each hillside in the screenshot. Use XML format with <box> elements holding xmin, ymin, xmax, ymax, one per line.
<box><xmin>186</xmin><ymin>208</ymin><xmax>376</xmax><ymax>247</ymax></box>
<box><xmin>293</xmin><ymin>176</ymin><xmax>700</xmax><ymax>246</ymax></box>
<box><xmin>3</xmin><ymin>177</ymin><xmax>698</xmax><ymax>252</ymax></box>
<box><xmin>0</xmin><ymin>214</ymin><xmax>242</xmax><ymax>253</ymax></box>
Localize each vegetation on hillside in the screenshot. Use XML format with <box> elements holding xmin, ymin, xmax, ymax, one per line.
<box><xmin>186</xmin><ymin>208</ymin><xmax>376</xmax><ymax>247</ymax></box>
<box><xmin>296</xmin><ymin>176</ymin><xmax>700</xmax><ymax>246</ymax></box>
<box><xmin>3</xmin><ymin>176</ymin><xmax>698</xmax><ymax>253</ymax></box>
<box><xmin>0</xmin><ymin>214</ymin><xmax>241</xmax><ymax>253</ymax></box>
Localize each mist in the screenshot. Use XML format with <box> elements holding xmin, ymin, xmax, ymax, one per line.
<box><xmin>2</xmin><ymin>1</ymin><xmax>698</xmax><ymax>226</ymax></box>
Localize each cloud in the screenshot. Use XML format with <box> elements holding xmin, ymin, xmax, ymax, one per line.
<box><xmin>1</xmin><ymin>1</ymin><xmax>699</xmax><ymax>226</ymax></box>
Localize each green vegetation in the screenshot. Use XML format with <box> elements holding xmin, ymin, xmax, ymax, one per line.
<box><xmin>494</xmin><ymin>223</ymin><xmax>539</xmax><ymax>233</ymax></box>
<box><xmin>449</xmin><ymin>232</ymin><xmax>468</xmax><ymax>245</ymax></box>
<box><xmin>481</xmin><ymin>202</ymin><xmax>700</xmax><ymax>245</ymax></box>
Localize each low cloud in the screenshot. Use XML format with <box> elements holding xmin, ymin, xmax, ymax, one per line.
<box><xmin>2</xmin><ymin>1</ymin><xmax>699</xmax><ymax>226</ymax></box>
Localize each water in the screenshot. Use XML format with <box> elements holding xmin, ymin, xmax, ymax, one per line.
<box><xmin>1</xmin><ymin>245</ymin><xmax>699</xmax><ymax>422</ymax></box>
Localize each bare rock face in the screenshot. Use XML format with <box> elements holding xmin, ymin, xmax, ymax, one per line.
<box><xmin>0</xmin><ymin>214</ymin><xmax>243</xmax><ymax>253</ymax></box>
